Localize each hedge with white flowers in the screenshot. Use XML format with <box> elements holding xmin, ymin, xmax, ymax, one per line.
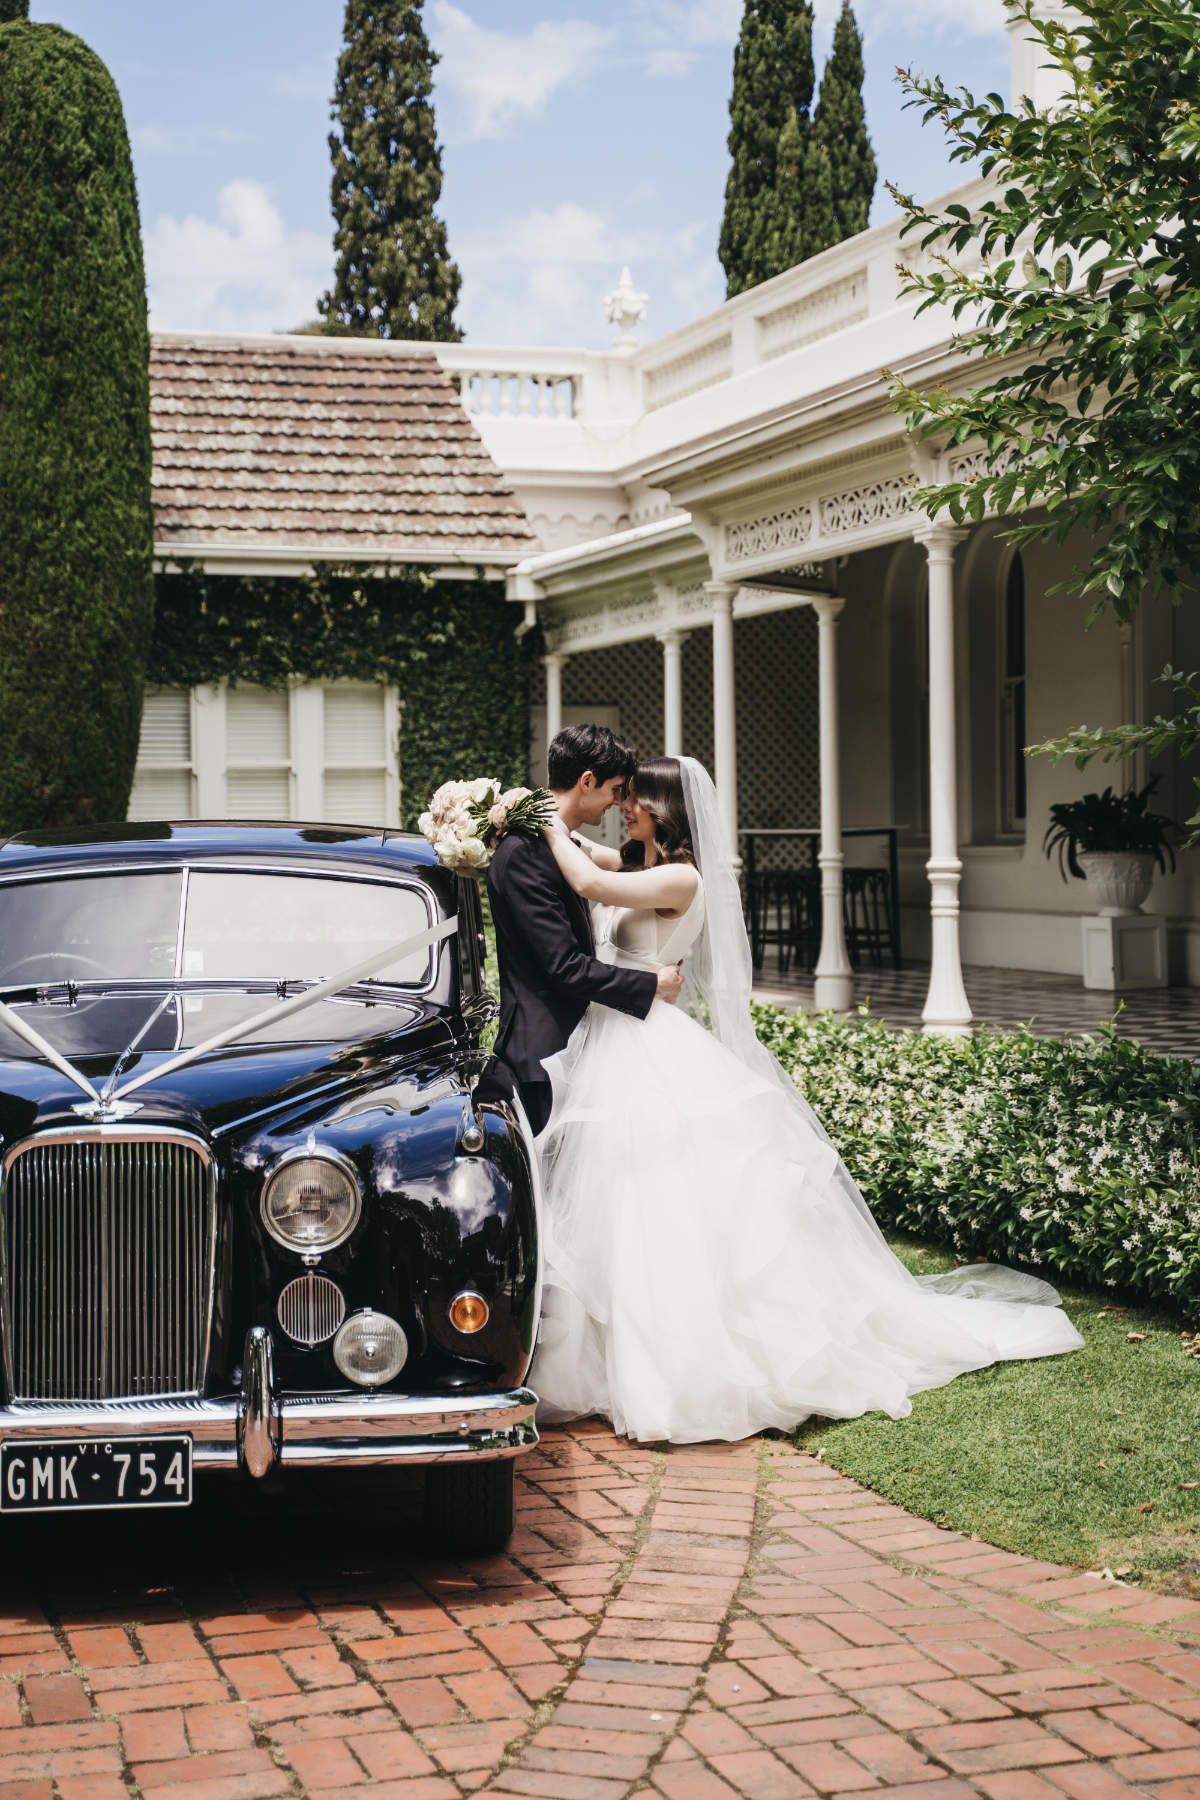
<box><xmin>753</xmin><ymin>1004</ymin><xmax>1200</xmax><ymax>1318</ymax></box>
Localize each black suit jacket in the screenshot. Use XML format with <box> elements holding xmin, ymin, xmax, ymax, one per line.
<box><xmin>486</xmin><ymin>830</ymin><xmax>657</xmax><ymax>1089</ymax></box>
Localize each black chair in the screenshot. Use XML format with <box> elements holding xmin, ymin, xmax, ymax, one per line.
<box><xmin>842</xmin><ymin>867</ymin><xmax>897</xmax><ymax>969</ymax></box>
<box><xmin>748</xmin><ymin>868</ymin><xmax>803</xmax><ymax>972</ymax></box>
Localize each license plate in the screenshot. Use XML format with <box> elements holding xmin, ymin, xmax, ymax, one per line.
<box><xmin>0</xmin><ymin>1436</ymin><xmax>193</xmax><ymax>1513</ymax></box>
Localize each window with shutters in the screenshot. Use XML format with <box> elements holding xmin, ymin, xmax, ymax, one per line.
<box><xmin>321</xmin><ymin>681</ymin><xmax>398</xmax><ymax>825</ymax></box>
<box><xmin>129</xmin><ymin>680</ymin><xmax>399</xmax><ymax>825</ymax></box>
<box><xmin>127</xmin><ymin>688</ymin><xmax>195</xmax><ymax>820</ymax></box>
<box><xmin>225</xmin><ymin>685</ymin><xmax>293</xmax><ymax>818</ymax></box>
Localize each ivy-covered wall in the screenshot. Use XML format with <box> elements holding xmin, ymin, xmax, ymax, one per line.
<box><xmin>149</xmin><ymin>565</ymin><xmax>535</xmax><ymax>828</ymax></box>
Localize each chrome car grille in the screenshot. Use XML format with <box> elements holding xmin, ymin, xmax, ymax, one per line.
<box><xmin>1</xmin><ymin>1131</ymin><xmax>215</xmax><ymax>1402</ymax></box>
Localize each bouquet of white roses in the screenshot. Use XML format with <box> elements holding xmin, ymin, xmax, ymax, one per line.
<box><xmin>418</xmin><ymin>777</ymin><xmax>556</xmax><ymax>874</ymax></box>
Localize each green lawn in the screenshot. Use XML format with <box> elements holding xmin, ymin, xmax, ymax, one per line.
<box><xmin>799</xmin><ymin>1236</ymin><xmax>1200</xmax><ymax>1594</ymax></box>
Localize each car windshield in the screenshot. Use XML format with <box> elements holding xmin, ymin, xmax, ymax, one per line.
<box><xmin>0</xmin><ymin>867</ymin><xmax>435</xmax><ymax>989</ymax></box>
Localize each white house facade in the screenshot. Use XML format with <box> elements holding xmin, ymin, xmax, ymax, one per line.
<box><xmin>133</xmin><ymin>2</ymin><xmax>1200</xmax><ymax>1030</ymax></box>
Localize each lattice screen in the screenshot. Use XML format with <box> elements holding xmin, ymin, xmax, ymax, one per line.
<box><xmin>531</xmin><ymin>609</ymin><xmax>819</xmax><ymax>865</ymax></box>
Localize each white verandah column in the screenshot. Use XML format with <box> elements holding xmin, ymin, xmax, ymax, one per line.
<box><xmin>811</xmin><ymin>596</ymin><xmax>854</xmax><ymax>1014</ymax></box>
<box><xmin>543</xmin><ymin>650</ymin><xmax>568</xmax><ymax>747</ymax></box>
<box><xmin>657</xmin><ymin>627</ymin><xmax>689</xmax><ymax>757</ymax></box>
<box><xmin>705</xmin><ymin>582</ymin><xmax>739</xmax><ymax>859</ymax></box>
<box><xmin>916</xmin><ymin>524</ymin><xmax>973</xmax><ymax>1036</ymax></box>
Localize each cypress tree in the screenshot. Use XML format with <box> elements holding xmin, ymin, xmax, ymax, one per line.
<box><xmin>0</xmin><ymin>14</ymin><xmax>154</xmax><ymax>833</ymax></box>
<box><xmin>319</xmin><ymin>0</ymin><xmax>462</xmax><ymax>341</ymax></box>
<box><xmin>813</xmin><ymin>0</ymin><xmax>876</xmax><ymax>240</ymax></box>
<box><xmin>799</xmin><ymin>133</ymin><xmax>838</xmax><ymax>259</ymax></box>
<box><xmin>719</xmin><ymin>0</ymin><xmax>816</xmax><ymax>297</ymax></box>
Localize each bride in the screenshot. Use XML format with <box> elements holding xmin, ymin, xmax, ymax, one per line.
<box><xmin>530</xmin><ymin>753</ymin><xmax>1083</xmax><ymax>1445</ymax></box>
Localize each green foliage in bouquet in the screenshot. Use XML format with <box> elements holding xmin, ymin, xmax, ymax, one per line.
<box><xmin>148</xmin><ymin>565</ymin><xmax>534</xmax><ymax>829</ymax></box>
<box><xmin>1043</xmin><ymin>777</ymin><xmax>1179</xmax><ymax>880</ymax></box>
<box><xmin>754</xmin><ymin>1003</ymin><xmax>1200</xmax><ymax>1319</ymax></box>
<box><xmin>0</xmin><ymin>10</ymin><xmax>154</xmax><ymax>833</ymax></box>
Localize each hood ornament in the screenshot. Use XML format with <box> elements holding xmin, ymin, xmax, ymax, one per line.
<box><xmin>71</xmin><ymin>1097</ymin><xmax>144</xmax><ymax>1123</ymax></box>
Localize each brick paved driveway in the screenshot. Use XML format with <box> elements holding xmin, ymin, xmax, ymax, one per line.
<box><xmin>1</xmin><ymin>1421</ymin><xmax>1198</xmax><ymax>1800</ymax></box>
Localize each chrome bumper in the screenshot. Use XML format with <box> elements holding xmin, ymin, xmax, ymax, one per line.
<box><xmin>0</xmin><ymin>1330</ymin><xmax>538</xmax><ymax>1475</ymax></box>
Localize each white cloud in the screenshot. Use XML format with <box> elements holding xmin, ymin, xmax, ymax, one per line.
<box><xmin>854</xmin><ymin>0</ymin><xmax>1005</xmax><ymax>38</ymax></box>
<box><xmin>431</xmin><ymin>2</ymin><xmax>615</xmax><ymax>138</ymax></box>
<box><xmin>455</xmin><ymin>201</ymin><xmax>720</xmax><ymax>347</ymax></box>
<box><xmin>144</xmin><ymin>179</ymin><xmax>331</xmax><ymax>335</ymax></box>
<box><xmin>132</xmin><ymin>124</ymin><xmax>250</xmax><ymax>156</ymax></box>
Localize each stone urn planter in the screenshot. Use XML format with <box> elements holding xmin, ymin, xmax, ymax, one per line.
<box><xmin>1044</xmin><ymin>781</ymin><xmax>1179</xmax><ymax>989</ymax></box>
<box><xmin>1076</xmin><ymin>850</ymin><xmax>1156</xmax><ymax>917</ymax></box>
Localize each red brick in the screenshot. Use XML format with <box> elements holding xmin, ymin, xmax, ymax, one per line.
<box><xmin>57</xmin><ymin>1779</ymin><xmax>129</xmax><ymax>1800</ymax></box>
<box><xmin>185</xmin><ymin>1705</ymin><xmax>256</xmax><ymax>1753</ymax></box>
<box><xmin>0</xmin><ymin>1784</ymin><xmax>52</xmax><ymax>1800</ymax></box>
<box><xmin>219</xmin><ymin>1654</ymin><xmax>299</xmax><ymax>1700</ymax></box>
<box><xmin>64</xmin><ymin>1627</ymin><xmax>136</xmax><ymax>1669</ymax></box>
<box><xmin>1109</xmin><ymin>1749</ymin><xmax>1200</xmax><ymax>1781</ymax></box>
<box><xmin>138</xmin><ymin>1622</ymin><xmax>209</xmax><ymax>1663</ymax></box>
<box><xmin>1099</xmin><ymin>1702</ymin><xmax>1200</xmax><ymax>1748</ymax></box>
<box><xmin>709</xmin><ymin>1748</ymin><xmax>815</xmax><ymax>1796</ymax></box>
<box><xmin>1044</xmin><ymin>1709</ymin><xmax>1150</xmax><ymax>1756</ymax></box>
<box><xmin>133</xmin><ymin>1748</ymin><xmax>280</xmax><ymax>1786</ymax></box>
<box><xmin>348</xmin><ymin>1729</ymin><xmax>438</xmax><ymax>1780</ymax></box>
<box><xmin>121</xmin><ymin>1708</ymin><xmax>189</xmax><ymax>1762</ymax></box>
<box><xmin>777</xmin><ymin>1742</ymin><xmax>881</xmax><ymax>1791</ymax></box>
<box><xmin>382</xmin><ymin>1676</ymin><xmax>464</xmax><ymax>1727</ymax></box>
<box><xmin>1043</xmin><ymin>1768</ymin><xmax>1148</xmax><ymax>1800</ymax></box>
<box><xmin>973</xmin><ymin>1773</ymin><xmax>1067</xmax><ymax>1800</ymax></box>
<box><xmin>843</xmin><ymin>1731</ymin><xmax>945</xmax><ymax>1784</ymax></box>
<box><xmin>651</xmin><ymin>1764</ymin><xmax>743</xmax><ymax>1799</ymax></box>
<box><xmin>446</xmin><ymin>1669</ymin><xmax>531</xmax><ymax>1720</ymax></box>
<box><xmin>137</xmin><ymin>1773</ymin><xmax>291</xmax><ymax>1800</ymax></box>
<box><xmin>681</xmin><ymin>1711</ymin><xmax>757</xmax><ymax>1756</ymax></box>
<box><xmin>475</xmin><ymin>1622</ymin><xmax>559</xmax><ymax>1666</ymax></box>
<box><xmin>910</xmin><ymin>1680</ymin><xmax>1012</xmax><ymax>1722</ymax></box>
<box><xmin>1155</xmin><ymin>1783</ymin><xmax>1200</xmax><ymax>1800</ymax></box>
<box><xmin>284</xmin><ymin>1737</ymin><xmax>368</xmax><ymax>1790</ymax></box>
<box><xmin>21</xmin><ymin>1676</ymin><xmax>89</xmax><ymax>1726</ymax></box>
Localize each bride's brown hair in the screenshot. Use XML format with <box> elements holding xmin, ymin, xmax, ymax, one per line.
<box><xmin>620</xmin><ymin>757</ymin><xmax>696</xmax><ymax>868</ymax></box>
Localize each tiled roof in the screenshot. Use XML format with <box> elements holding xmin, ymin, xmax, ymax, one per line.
<box><xmin>150</xmin><ymin>334</ymin><xmax>537</xmax><ymax>565</ymax></box>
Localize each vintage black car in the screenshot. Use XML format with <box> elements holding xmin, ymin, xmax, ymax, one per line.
<box><xmin>0</xmin><ymin>822</ymin><xmax>540</xmax><ymax>1550</ymax></box>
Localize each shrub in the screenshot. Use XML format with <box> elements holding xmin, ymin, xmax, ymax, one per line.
<box><xmin>754</xmin><ymin>1003</ymin><xmax>1200</xmax><ymax>1318</ymax></box>
<box><xmin>0</xmin><ymin>18</ymin><xmax>154</xmax><ymax>833</ymax></box>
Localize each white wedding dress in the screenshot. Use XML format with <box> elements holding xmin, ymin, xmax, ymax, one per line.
<box><xmin>533</xmin><ymin>865</ymin><xmax>1083</xmax><ymax>1445</ymax></box>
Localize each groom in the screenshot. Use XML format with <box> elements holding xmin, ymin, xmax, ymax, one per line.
<box><xmin>487</xmin><ymin>722</ymin><xmax>683</xmax><ymax>1134</ymax></box>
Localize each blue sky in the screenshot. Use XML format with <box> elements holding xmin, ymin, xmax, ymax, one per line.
<box><xmin>31</xmin><ymin>0</ymin><xmax>1011</xmax><ymax>349</ymax></box>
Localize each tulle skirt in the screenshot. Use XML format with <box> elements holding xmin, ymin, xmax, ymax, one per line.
<box><xmin>531</xmin><ymin>998</ymin><xmax>1084</xmax><ymax>1445</ymax></box>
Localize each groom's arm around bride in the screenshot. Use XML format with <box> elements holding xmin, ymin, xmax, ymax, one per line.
<box><xmin>485</xmin><ymin>724</ymin><xmax>680</xmax><ymax>1135</ymax></box>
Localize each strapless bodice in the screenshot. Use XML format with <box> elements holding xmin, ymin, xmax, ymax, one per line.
<box><xmin>595</xmin><ymin>876</ymin><xmax>704</xmax><ymax>971</ymax></box>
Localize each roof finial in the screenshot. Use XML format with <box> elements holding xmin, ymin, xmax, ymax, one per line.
<box><xmin>604</xmin><ymin>267</ymin><xmax>647</xmax><ymax>352</ymax></box>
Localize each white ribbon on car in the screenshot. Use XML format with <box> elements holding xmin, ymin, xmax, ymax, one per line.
<box><xmin>0</xmin><ymin>915</ymin><xmax>458</xmax><ymax>1109</ymax></box>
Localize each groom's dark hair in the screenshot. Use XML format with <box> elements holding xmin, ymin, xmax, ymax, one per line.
<box><xmin>548</xmin><ymin>722</ymin><xmax>637</xmax><ymax>791</ymax></box>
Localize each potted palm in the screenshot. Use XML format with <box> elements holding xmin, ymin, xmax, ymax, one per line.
<box><xmin>1043</xmin><ymin>779</ymin><xmax>1178</xmax><ymax>915</ymax></box>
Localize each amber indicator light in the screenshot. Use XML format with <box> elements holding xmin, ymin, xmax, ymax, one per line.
<box><xmin>448</xmin><ymin>1291</ymin><xmax>489</xmax><ymax>1334</ymax></box>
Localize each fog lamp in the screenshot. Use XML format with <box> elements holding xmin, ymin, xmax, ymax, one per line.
<box><xmin>262</xmin><ymin>1151</ymin><xmax>361</xmax><ymax>1252</ymax></box>
<box><xmin>332</xmin><ymin>1309</ymin><xmax>408</xmax><ymax>1387</ymax></box>
<box><xmin>448</xmin><ymin>1290</ymin><xmax>490</xmax><ymax>1334</ymax></box>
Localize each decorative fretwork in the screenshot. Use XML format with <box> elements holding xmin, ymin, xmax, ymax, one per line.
<box><xmin>945</xmin><ymin>444</ymin><xmax>1015</xmax><ymax>486</ymax></box>
<box><xmin>818</xmin><ymin>474</ymin><xmax>915</xmax><ymax>538</ymax></box>
<box><xmin>725</xmin><ymin>504</ymin><xmax>815</xmax><ymax>565</ymax></box>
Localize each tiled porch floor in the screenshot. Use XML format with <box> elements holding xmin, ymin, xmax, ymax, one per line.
<box><xmin>752</xmin><ymin>961</ymin><xmax>1200</xmax><ymax>1060</ymax></box>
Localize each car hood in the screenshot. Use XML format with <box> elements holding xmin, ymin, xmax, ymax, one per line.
<box><xmin>0</xmin><ymin>985</ymin><xmax>456</xmax><ymax>1142</ymax></box>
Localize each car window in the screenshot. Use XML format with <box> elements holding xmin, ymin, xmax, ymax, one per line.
<box><xmin>0</xmin><ymin>872</ymin><xmax>181</xmax><ymax>985</ymax></box>
<box><xmin>181</xmin><ymin>871</ymin><xmax>432</xmax><ymax>985</ymax></box>
<box><xmin>0</xmin><ymin>867</ymin><xmax>436</xmax><ymax>988</ymax></box>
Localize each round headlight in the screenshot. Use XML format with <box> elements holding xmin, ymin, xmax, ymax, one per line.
<box><xmin>333</xmin><ymin>1310</ymin><xmax>408</xmax><ymax>1387</ymax></box>
<box><xmin>261</xmin><ymin>1152</ymin><xmax>361</xmax><ymax>1251</ymax></box>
